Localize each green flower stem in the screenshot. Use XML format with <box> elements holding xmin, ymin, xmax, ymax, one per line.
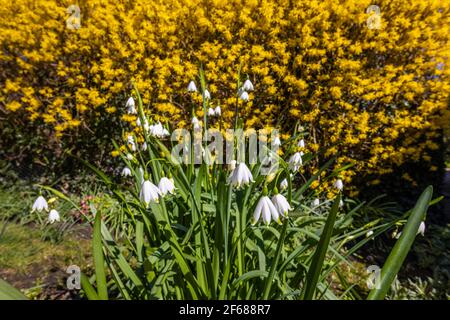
<box><xmin>235</xmin><ymin>190</ymin><xmax>244</xmax><ymax>277</ymax></box>
<box><xmin>263</xmin><ymin>219</ymin><xmax>289</xmax><ymax>299</ymax></box>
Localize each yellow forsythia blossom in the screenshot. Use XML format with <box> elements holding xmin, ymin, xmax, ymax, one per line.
<box><xmin>0</xmin><ymin>0</ymin><xmax>449</xmax><ymax>190</ymax></box>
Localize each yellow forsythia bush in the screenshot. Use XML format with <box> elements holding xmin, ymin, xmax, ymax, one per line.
<box><xmin>1</xmin><ymin>0</ymin><xmax>449</xmax><ymax>192</ymax></box>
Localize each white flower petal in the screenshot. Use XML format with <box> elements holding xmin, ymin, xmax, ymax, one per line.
<box><xmin>121</xmin><ymin>167</ymin><xmax>132</xmax><ymax>177</ymax></box>
<box><xmin>32</xmin><ymin>196</ymin><xmax>48</xmax><ymax>212</ymax></box>
<box><xmin>280</xmin><ymin>178</ymin><xmax>288</xmax><ymax>190</ymax></box>
<box><xmin>252</xmin><ymin>198</ymin><xmax>264</xmax><ymax>225</ymax></box>
<box><xmin>418</xmin><ymin>221</ymin><xmax>425</xmax><ymax>236</ymax></box>
<box><xmin>298</xmin><ymin>139</ymin><xmax>305</xmax><ymax>148</ymax></box>
<box><xmin>261</xmin><ymin>198</ymin><xmax>271</xmax><ymax>225</ymax></box>
<box><xmin>273</xmin><ymin>137</ymin><xmax>281</xmax><ymax>147</ymax></box>
<box><xmin>239</xmin><ymin>91</ymin><xmax>249</xmax><ymax>101</ymax></box>
<box><xmin>158</xmin><ymin>177</ymin><xmax>176</xmax><ymax>196</ymax></box>
<box><xmin>267</xmin><ymin>197</ymin><xmax>280</xmax><ymax>224</ymax></box>
<box><xmin>187</xmin><ymin>81</ymin><xmax>197</xmax><ymax>92</ymax></box>
<box><xmin>203</xmin><ymin>89</ymin><xmax>211</xmax><ymax>100</ymax></box>
<box><xmin>48</xmin><ymin>209</ymin><xmax>60</xmax><ymax>223</ymax></box>
<box><xmin>229</xmin><ymin>163</ymin><xmax>252</xmax><ymax>188</ymax></box>
<box><xmin>334</xmin><ymin>179</ymin><xmax>344</xmax><ymax>191</ymax></box>
<box><xmin>229</xmin><ymin>160</ymin><xmax>237</xmax><ymax>171</ymax></box>
<box><xmin>272</xmin><ymin>194</ymin><xmax>291</xmax><ymax>218</ymax></box>
<box><xmin>140</xmin><ymin>180</ymin><xmax>161</xmax><ymax>207</ymax></box>
<box><xmin>288</xmin><ymin>152</ymin><xmax>303</xmax><ymax>171</ymax></box>
<box><xmin>312</xmin><ymin>198</ymin><xmax>320</xmax><ymax>207</ymax></box>
<box><xmin>243</xmin><ymin>79</ymin><xmax>254</xmax><ymax>91</ymax></box>
<box><xmin>126</xmin><ymin>97</ymin><xmax>137</xmax><ymax>114</ymax></box>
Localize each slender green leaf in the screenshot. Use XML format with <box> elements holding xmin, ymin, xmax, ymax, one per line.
<box><xmin>367</xmin><ymin>186</ymin><xmax>433</xmax><ymax>300</ymax></box>
<box><xmin>0</xmin><ymin>279</ymin><xmax>27</xmax><ymax>300</ymax></box>
<box><xmin>80</xmin><ymin>273</ymin><xmax>100</xmax><ymax>300</ymax></box>
<box><xmin>93</xmin><ymin>211</ymin><xmax>108</xmax><ymax>300</ymax></box>
<box><xmin>303</xmin><ymin>193</ymin><xmax>341</xmax><ymax>300</ymax></box>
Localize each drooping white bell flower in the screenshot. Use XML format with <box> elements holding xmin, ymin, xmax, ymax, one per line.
<box><xmin>149</xmin><ymin>122</ymin><xmax>163</xmax><ymax>137</ymax></box>
<box><xmin>312</xmin><ymin>198</ymin><xmax>320</xmax><ymax>207</ymax></box>
<box><xmin>280</xmin><ymin>178</ymin><xmax>288</xmax><ymax>190</ymax></box>
<box><xmin>339</xmin><ymin>199</ymin><xmax>344</xmax><ymax>207</ymax></box>
<box><xmin>298</xmin><ymin>139</ymin><xmax>305</xmax><ymax>148</ymax></box>
<box><xmin>126</xmin><ymin>153</ymin><xmax>134</xmax><ymax>160</ymax></box>
<box><xmin>366</xmin><ymin>230</ymin><xmax>374</xmax><ymax>238</ymax></box>
<box><xmin>272</xmin><ymin>193</ymin><xmax>291</xmax><ymax>218</ymax></box>
<box><xmin>214</xmin><ymin>106</ymin><xmax>221</xmax><ymax>116</ymax></box>
<box><xmin>243</xmin><ymin>79</ymin><xmax>254</xmax><ymax>91</ymax></box>
<box><xmin>418</xmin><ymin>221</ymin><xmax>425</xmax><ymax>236</ymax></box>
<box><xmin>239</xmin><ymin>90</ymin><xmax>249</xmax><ymax>101</ymax></box>
<box><xmin>126</xmin><ymin>97</ymin><xmax>137</xmax><ymax>114</ymax></box>
<box><xmin>149</xmin><ymin>122</ymin><xmax>169</xmax><ymax>138</ymax></box>
<box><xmin>32</xmin><ymin>196</ymin><xmax>48</xmax><ymax>212</ymax></box>
<box><xmin>139</xmin><ymin>180</ymin><xmax>161</xmax><ymax>207</ymax></box>
<box><xmin>141</xmin><ymin>142</ymin><xmax>148</xmax><ymax>151</ymax></box>
<box><xmin>203</xmin><ymin>89</ymin><xmax>211</xmax><ymax>100</ymax></box>
<box><xmin>228</xmin><ymin>162</ymin><xmax>253</xmax><ymax>188</ymax></box>
<box><xmin>208</xmin><ymin>107</ymin><xmax>215</xmax><ymax>117</ymax></box>
<box><xmin>143</xmin><ymin>121</ymin><xmax>150</xmax><ymax>132</ymax></box>
<box><xmin>288</xmin><ymin>152</ymin><xmax>303</xmax><ymax>171</ymax></box>
<box><xmin>252</xmin><ymin>196</ymin><xmax>279</xmax><ymax>225</ymax></box>
<box><xmin>229</xmin><ymin>160</ymin><xmax>237</xmax><ymax>171</ymax></box>
<box><xmin>158</xmin><ymin>177</ymin><xmax>176</xmax><ymax>196</ymax></box>
<box><xmin>136</xmin><ymin>117</ymin><xmax>149</xmax><ymax>129</ymax></box>
<box><xmin>126</xmin><ymin>97</ymin><xmax>135</xmax><ymax>107</ymax></box>
<box><xmin>273</xmin><ymin>137</ymin><xmax>281</xmax><ymax>148</ymax></box>
<box><xmin>128</xmin><ymin>106</ymin><xmax>137</xmax><ymax>115</ymax></box>
<box><xmin>161</xmin><ymin>128</ymin><xmax>170</xmax><ymax>137</ymax></box>
<box><xmin>334</xmin><ymin>179</ymin><xmax>344</xmax><ymax>191</ymax></box>
<box><xmin>192</xmin><ymin>116</ymin><xmax>201</xmax><ymax>130</ymax></box>
<box><xmin>129</xmin><ymin>141</ymin><xmax>136</xmax><ymax>152</ymax></box>
<box><xmin>48</xmin><ymin>209</ymin><xmax>60</xmax><ymax>224</ymax></box>
<box><xmin>121</xmin><ymin>167</ymin><xmax>132</xmax><ymax>177</ymax></box>
<box><xmin>149</xmin><ymin>122</ymin><xmax>160</xmax><ymax>137</ymax></box>
<box><xmin>187</xmin><ymin>81</ymin><xmax>197</xmax><ymax>92</ymax></box>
